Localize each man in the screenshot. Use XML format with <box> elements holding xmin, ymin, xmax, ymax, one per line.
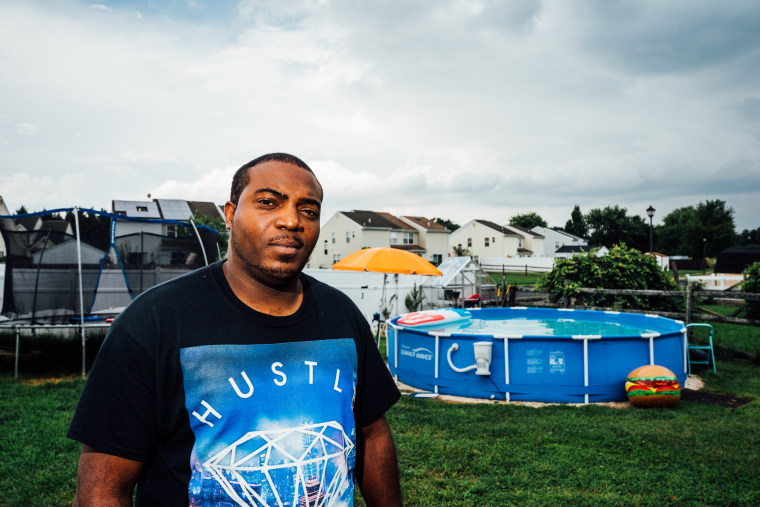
<box><xmin>68</xmin><ymin>153</ymin><xmax>403</xmax><ymax>506</ymax></box>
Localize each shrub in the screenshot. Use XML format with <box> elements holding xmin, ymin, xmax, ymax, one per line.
<box><xmin>537</xmin><ymin>244</ymin><xmax>681</xmax><ymax>310</ymax></box>
<box><xmin>743</xmin><ymin>262</ymin><xmax>760</xmax><ymax>318</ymax></box>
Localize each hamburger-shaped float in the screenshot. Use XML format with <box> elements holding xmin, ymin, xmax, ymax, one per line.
<box><xmin>625</xmin><ymin>365</ymin><xmax>681</xmax><ymax>407</ymax></box>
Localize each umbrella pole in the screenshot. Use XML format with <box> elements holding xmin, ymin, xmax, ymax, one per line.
<box><xmin>382</xmin><ymin>273</ymin><xmax>387</xmax><ymax>313</ymax></box>
<box><xmin>395</xmin><ymin>274</ymin><xmax>399</xmax><ymax>317</ymax></box>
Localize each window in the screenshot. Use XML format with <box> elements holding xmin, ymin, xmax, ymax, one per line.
<box><xmin>332</xmin><ymin>253</ymin><xmax>341</xmax><ymax>263</ymax></box>
<box><xmin>485</xmin><ymin>237</ymin><xmax>490</xmax><ymax>247</ymax></box>
<box><xmin>136</xmin><ymin>206</ymin><xmax>148</xmax><ymax>212</ymax></box>
<box><xmin>324</xmin><ymin>240</ymin><xmax>328</xmax><ymax>255</ymax></box>
<box><xmin>170</xmin><ymin>251</ymin><xmax>186</xmax><ymax>265</ymax></box>
<box><xmin>467</xmin><ymin>238</ymin><xmax>472</xmax><ymax>248</ymax></box>
<box><xmin>346</xmin><ymin>231</ymin><xmax>351</xmax><ymax>243</ymax></box>
<box><xmin>432</xmin><ymin>254</ymin><xmax>443</xmax><ymax>265</ymax></box>
<box><xmin>403</xmin><ymin>232</ymin><xmax>413</xmax><ymax>245</ymax></box>
<box><xmin>331</xmin><ymin>232</ymin><xmax>336</xmax><ymax>244</ymax></box>
<box><xmin>390</xmin><ymin>232</ymin><xmax>398</xmax><ymax>244</ymax></box>
<box><xmin>167</xmin><ymin>224</ymin><xmax>177</xmax><ymax>238</ymax></box>
<box><xmin>518</xmin><ymin>238</ymin><xmax>523</xmax><ymax>248</ymax></box>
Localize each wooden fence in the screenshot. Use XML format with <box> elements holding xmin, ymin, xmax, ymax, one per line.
<box><xmin>514</xmin><ymin>284</ymin><xmax>760</xmax><ymax>327</ymax></box>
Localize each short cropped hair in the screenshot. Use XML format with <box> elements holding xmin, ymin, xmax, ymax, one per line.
<box><xmin>229</xmin><ymin>153</ymin><xmax>321</xmax><ymax>204</ymax></box>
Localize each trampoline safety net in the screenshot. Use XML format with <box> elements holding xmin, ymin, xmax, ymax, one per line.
<box><xmin>1</xmin><ymin>208</ymin><xmax>220</xmax><ymax>324</ymax></box>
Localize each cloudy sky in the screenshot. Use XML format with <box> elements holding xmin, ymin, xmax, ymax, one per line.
<box><xmin>1</xmin><ymin>0</ymin><xmax>758</xmax><ymax>231</ymax></box>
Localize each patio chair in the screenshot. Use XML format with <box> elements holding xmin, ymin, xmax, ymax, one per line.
<box><xmin>685</xmin><ymin>323</ymin><xmax>716</xmax><ymax>375</ymax></box>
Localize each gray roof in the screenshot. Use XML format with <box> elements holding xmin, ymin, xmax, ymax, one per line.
<box><xmin>342</xmin><ymin>210</ymin><xmax>414</xmax><ymax>230</ymax></box>
<box><xmin>112</xmin><ymin>200</ymin><xmax>162</xmax><ymax>219</ymax></box>
<box><xmin>156</xmin><ymin>199</ymin><xmax>193</xmax><ymax>220</ymax></box>
<box><xmin>505</xmin><ymin>224</ymin><xmax>544</xmax><ymax>238</ymax></box>
<box><xmin>474</xmin><ymin>220</ymin><xmax>519</xmax><ymax>236</ymax></box>
<box><xmin>402</xmin><ymin>216</ymin><xmax>449</xmax><ymax>232</ymax></box>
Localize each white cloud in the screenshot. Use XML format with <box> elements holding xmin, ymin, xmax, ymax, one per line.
<box><xmin>0</xmin><ymin>0</ymin><xmax>758</xmax><ymax>231</ymax></box>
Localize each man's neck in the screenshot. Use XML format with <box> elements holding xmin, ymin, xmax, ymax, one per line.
<box><xmin>222</xmin><ymin>260</ymin><xmax>304</xmax><ymax>316</ymax></box>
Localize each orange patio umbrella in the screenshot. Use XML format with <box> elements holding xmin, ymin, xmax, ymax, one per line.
<box><xmin>332</xmin><ymin>247</ymin><xmax>442</xmax><ymax>275</ymax></box>
<box><xmin>332</xmin><ymin>247</ymin><xmax>441</xmax><ymax>317</ymax></box>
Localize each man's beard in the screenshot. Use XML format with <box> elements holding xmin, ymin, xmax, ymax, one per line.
<box><xmin>230</xmin><ymin>234</ymin><xmax>303</xmax><ymax>283</ymax></box>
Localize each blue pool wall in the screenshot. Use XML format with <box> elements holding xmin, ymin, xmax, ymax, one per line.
<box><xmin>387</xmin><ymin>307</ymin><xmax>687</xmax><ymax>403</ymax></box>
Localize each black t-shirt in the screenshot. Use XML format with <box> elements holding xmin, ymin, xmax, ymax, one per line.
<box><xmin>68</xmin><ymin>261</ymin><xmax>400</xmax><ymax>506</ymax></box>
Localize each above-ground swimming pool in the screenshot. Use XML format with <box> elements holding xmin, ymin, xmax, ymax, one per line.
<box><xmin>387</xmin><ymin>307</ymin><xmax>687</xmax><ymax>403</ymax></box>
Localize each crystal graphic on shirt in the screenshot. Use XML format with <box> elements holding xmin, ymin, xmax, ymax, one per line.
<box><xmin>181</xmin><ymin>339</ymin><xmax>358</xmax><ymax>507</ymax></box>
<box><xmin>202</xmin><ymin>421</ymin><xmax>355</xmax><ymax>507</ymax></box>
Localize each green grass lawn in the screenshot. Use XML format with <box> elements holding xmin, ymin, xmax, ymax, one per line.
<box><xmin>487</xmin><ymin>271</ymin><xmax>546</xmax><ymax>287</ymax></box>
<box><xmin>2</xmin><ymin>331</ymin><xmax>760</xmax><ymax>506</ymax></box>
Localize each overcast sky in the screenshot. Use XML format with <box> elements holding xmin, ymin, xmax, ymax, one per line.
<box><xmin>1</xmin><ymin>0</ymin><xmax>758</xmax><ymax>231</ymax></box>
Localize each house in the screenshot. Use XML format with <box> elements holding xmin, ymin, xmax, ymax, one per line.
<box><xmin>448</xmin><ymin>220</ymin><xmax>524</xmax><ymax>260</ymax></box>
<box><xmin>309</xmin><ymin>210</ymin><xmax>448</xmax><ymax>268</ymax></box>
<box><xmin>0</xmin><ymin>196</ymin><xmax>12</xmax><ymax>259</ymax></box>
<box><xmin>648</xmin><ymin>252</ymin><xmax>670</xmax><ymax>271</ymax></box>
<box><xmin>714</xmin><ymin>246</ymin><xmax>760</xmax><ymax>274</ymax></box>
<box><xmin>112</xmin><ymin>199</ymin><xmax>222</xmax><ymax>266</ymax></box>
<box><xmin>554</xmin><ymin>245</ymin><xmax>609</xmax><ymax>258</ymax></box>
<box><xmin>397</xmin><ymin>216</ymin><xmax>450</xmax><ymax>266</ymax></box>
<box><xmin>501</xmin><ymin>224</ymin><xmax>545</xmax><ymax>257</ymax></box>
<box><xmin>531</xmin><ymin>226</ymin><xmax>588</xmax><ymax>257</ymax></box>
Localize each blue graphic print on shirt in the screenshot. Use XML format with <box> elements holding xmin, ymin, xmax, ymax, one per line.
<box><xmin>180</xmin><ymin>339</ymin><xmax>358</xmax><ymax>507</ymax></box>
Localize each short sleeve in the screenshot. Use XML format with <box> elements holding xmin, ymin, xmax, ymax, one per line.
<box><xmin>67</xmin><ymin>324</ymin><xmax>159</xmax><ymax>462</ymax></box>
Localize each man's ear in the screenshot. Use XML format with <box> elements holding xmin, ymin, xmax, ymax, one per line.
<box><xmin>223</xmin><ymin>201</ymin><xmax>236</xmax><ymax>230</ymax></box>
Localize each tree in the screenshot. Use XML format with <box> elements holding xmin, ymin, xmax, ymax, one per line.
<box><xmin>15</xmin><ymin>205</ymin><xmax>28</xmax><ymax>215</ymax></box>
<box><xmin>564</xmin><ymin>205</ymin><xmax>588</xmax><ymax>238</ymax></box>
<box><xmin>451</xmin><ymin>244</ymin><xmax>471</xmax><ymax>256</ymax></box>
<box><xmin>65</xmin><ymin>209</ymin><xmax>112</xmax><ymax>251</ymax></box>
<box><xmin>40</xmin><ymin>209</ymin><xmax>65</xmax><ymax>221</ymax></box>
<box><xmin>654</xmin><ymin>200</ymin><xmax>738</xmax><ymax>257</ymax></box>
<box><xmin>509</xmin><ymin>212</ymin><xmax>547</xmax><ymax>230</ymax></box>
<box><xmin>192</xmin><ymin>210</ymin><xmax>229</xmax><ymax>258</ymax></box>
<box><xmin>585</xmin><ymin>205</ymin><xmax>648</xmax><ymax>251</ymax></box>
<box><xmin>738</xmin><ymin>227</ymin><xmax>760</xmax><ymax>247</ymax></box>
<box><xmin>655</xmin><ymin>206</ymin><xmax>695</xmax><ymax>255</ymax></box>
<box><xmin>692</xmin><ymin>200</ymin><xmax>737</xmax><ymax>257</ymax></box>
<box><xmin>432</xmin><ymin>217</ymin><xmax>459</xmax><ymax>231</ymax></box>
<box><xmin>404</xmin><ymin>282</ymin><xmax>425</xmax><ymax>312</ymax></box>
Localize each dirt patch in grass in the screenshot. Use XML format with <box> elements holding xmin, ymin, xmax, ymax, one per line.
<box><xmin>22</xmin><ymin>376</ymin><xmax>80</xmax><ymax>386</ymax></box>
<box><xmin>680</xmin><ymin>389</ymin><xmax>754</xmax><ymax>409</ymax></box>
<box><xmin>397</xmin><ymin>374</ymin><xmax>754</xmax><ymax>409</ymax></box>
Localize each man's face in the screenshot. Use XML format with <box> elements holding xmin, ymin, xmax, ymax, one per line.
<box><xmin>225</xmin><ymin>160</ymin><xmax>322</xmax><ymax>287</ymax></box>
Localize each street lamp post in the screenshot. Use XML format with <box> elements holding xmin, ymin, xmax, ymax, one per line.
<box><xmin>703</xmin><ymin>238</ymin><xmax>707</xmax><ymax>274</ymax></box>
<box><xmin>646</xmin><ymin>205</ymin><xmax>655</xmax><ymax>253</ymax></box>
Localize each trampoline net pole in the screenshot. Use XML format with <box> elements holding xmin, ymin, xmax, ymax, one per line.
<box><xmin>75</xmin><ymin>207</ymin><xmax>87</xmax><ymax>378</ymax></box>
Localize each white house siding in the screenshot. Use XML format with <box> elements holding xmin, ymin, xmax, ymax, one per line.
<box><xmin>449</xmin><ymin>221</ymin><xmax>522</xmax><ymax>259</ymax></box>
<box><xmin>363</xmin><ymin>228</ymin><xmax>394</xmax><ymax>247</ymax></box>
<box><xmin>311</xmin><ymin>212</ymin><xmax>364</xmax><ymax>268</ymax></box>
<box><xmin>397</xmin><ymin>216</ymin><xmax>450</xmax><ymax>265</ymax></box>
<box><xmin>531</xmin><ymin>226</ymin><xmax>588</xmax><ymax>257</ymax></box>
<box><xmin>423</xmin><ymin>231</ymin><xmax>450</xmax><ymax>265</ymax></box>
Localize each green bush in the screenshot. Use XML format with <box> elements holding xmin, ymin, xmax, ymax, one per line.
<box><xmin>537</xmin><ymin>244</ymin><xmax>681</xmax><ymax>310</ymax></box>
<box><xmin>743</xmin><ymin>261</ymin><xmax>760</xmax><ymax>318</ymax></box>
